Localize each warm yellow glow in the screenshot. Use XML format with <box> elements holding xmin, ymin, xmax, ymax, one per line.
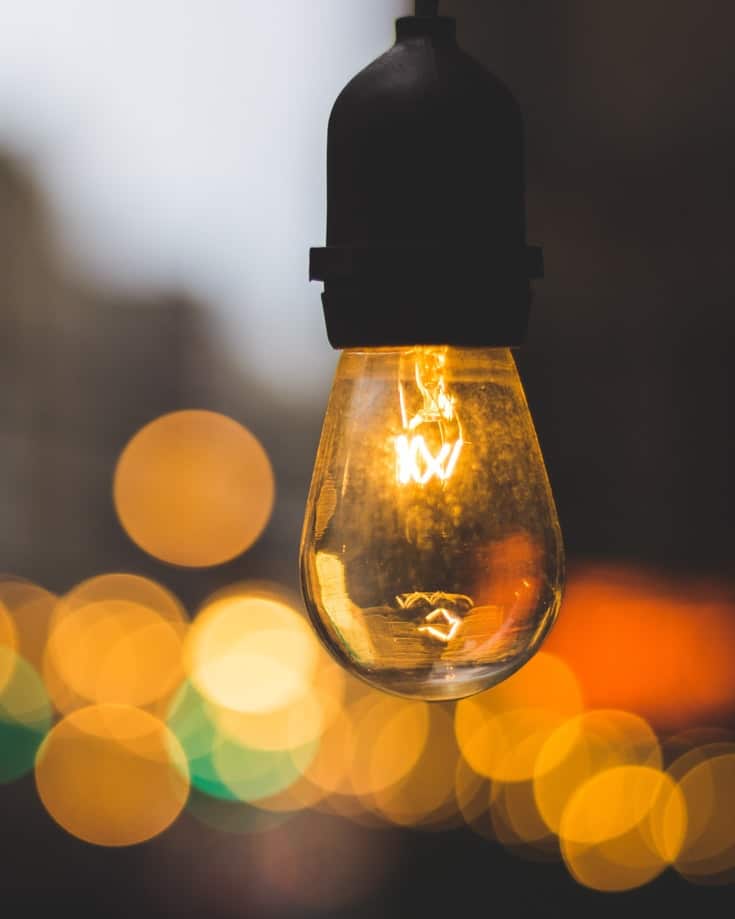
<box><xmin>395</xmin><ymin>435</ymin><xmax>463</xmax><ymax>486</ymax></box>
<box><xmin>0</xmin><ymin>579</ymin><xmax>57</xmax><ymax>674</ymax></box>
<box><xmin>487</xmin><ymin>783</ymin><xmax>560</xmax><ymax>862</ymax></box>
<box><xmin>184</xmin><ymin>585</ymin><xmax>318</xmax><ymax>715</ymax></box>
<box><xmin>560</xmin><ymin>766</ymin><xmax>686</xmax><ymax>892</ymax></box>
<box><xmin>440</xmin><ymin>605</ymin><xmax>505</xmax><ymax>663</ymax></box>
<box><xmin>35</xmin><ymin>704</ymin><xmax>189</xmax><ymax>846</ymax></box>
<box><xmin>561</xmin><ymin>766</ymin><xmax>669</xmax><ymax>845</ymax></box>
<box><xmin>454</xmin><ymin>652</ymin><xmax>583</xmax><ymax>782</ymax></box>
<box><xmin>313</xmin><ymin>553</ymin><xmax>376</xmax><ymax>664</ymax></box>
<box><xmin>369</xmin><ymin>705</ymin><xmax>459</xmax><ymax>828</ymax></box>
<box><xmin>416</xmin><ymin>607</ymin><xmax>461</xmax><ymax>643</ymax></box>
<box><xmin>348</xmin><ymin>693</ymin><xmax>430</xmax><ymax>796</ymax></box>
<box><xmin>676</xmin><ymin>753</ymin><xmax>735</xmax><ymax>881</ymax></box>
<box><xmin>229</xmin><ymin>696</ymin><xmax>336</xmax><ymax>756</ymax></box>
<box><xmin>301</xmin><ymin>348</ymin><xmax>563</xmax><ymax>701</ymax></box>
<box><xmin>395</xmin><ymin>349</ymin><xmax>465</xmax><ymax>485</ymax></box>
<box><xmin>50</xmin><ymin>573</ymin><xmax>187</xmax><ymax>625</ymax></box>
<box><xmin>487</xmin><ymin>785</ymin><xmax>532</xmax><ymax>852</ymax></box>
<box><xmin>43</xmin><ymin>574</ymin><xmax>188</xmax><ymax>711</ymax></box>
<box><xmin>318</xmin><ymin>789</ymin><xmax>374</xmax><ymax>825</ymax></box>
<box><xmin>533</xmin><ymin>709</ymin><xmax>661</xmax><ymax>835</ymax></box>
<box><xmin>667</xmin><ymin>740</ymin><xmax>735</xmax><ymax>791</ymax></box>
<box><xmin>47</xmin><ymin>601</ymin><xmax>186</xmax><ymax>709</ymax></box>
<box><xmin>0</xmin><ymin>600</ymin><xmax>18</xmax><ymax>693</ymax></box>
<box><xmin>214</xmin><ymin>652</ymin><xmax>345</xmax><ymax>753</ymax></box>
<box><xmin>248</xmin><ymin>770</ymin><xmax>329</xmax><ymax>815</ymax></box>
<box><xmin>497</xmin><ymin>779</ymin><xmax>556</xmax><ymax>850</ymax></box>
<box><xmin>455</xmin><ymin>756</ymin><xmax>494</xmax><ymax>839</ymax></box>
<box><xmin>114</xmin><ymin>410</ymin><xmax>275</xmax><ymax>567</ymax></box>
<box><xmin>301</xmin><ymin>707</ymin><xmax>357</xmax><ymax>797</ymax></box>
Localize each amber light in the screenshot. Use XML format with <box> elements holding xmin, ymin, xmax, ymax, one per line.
<box><xmin>114</xmin><ymin>410</ymin><xmax>274</xmax><ymax>568</ymax></box>
<box><xmin>300</xmin><ymin>347</ymin><xmax>563</xmax><ymax>701</ymax></box>
<box><xmin>544</xmin><ymin>564</ymin><xmax>735</xmax><ymax>729</ymax></box>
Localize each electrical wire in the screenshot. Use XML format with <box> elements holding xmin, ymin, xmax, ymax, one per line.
<box><xmin>415</xmin><ymin>0</ymin><xmax>440</xmax><ymax>17</ymax></box>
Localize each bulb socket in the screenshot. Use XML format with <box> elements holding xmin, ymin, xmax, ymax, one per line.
<box><xmin>310</xmin><ymin>15</ymin><xmax>543</xmax><ymax>349</ymax></box>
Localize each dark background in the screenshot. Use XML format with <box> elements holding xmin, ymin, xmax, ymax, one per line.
<box><xmin>0</xmin><ymin>0</ymin><xmax>733</xmax><ymax>915</ymax></box>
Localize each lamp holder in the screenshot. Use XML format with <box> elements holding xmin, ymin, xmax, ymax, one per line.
<box><xmin>310</xmin><ymin>12</ymin><xmax>542</xmax><ymax>349</ymax></box>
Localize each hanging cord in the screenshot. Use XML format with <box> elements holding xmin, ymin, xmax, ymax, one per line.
<box><xmin>415</xmin><ymin>0</ymin><xmax>440</xmax><ymax>16</ymax></box>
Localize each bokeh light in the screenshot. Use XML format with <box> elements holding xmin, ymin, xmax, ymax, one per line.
<box><xmin>675</xmin><ymin>753</ymin><xmax>735</xmax><ymax>883</ymax></box>
<box><xmin>454</xmin><ymin>756</ymin><xmax>495</xmax><ymax>841</ymax></box>
<box><xmin>35</xmin><ymin>704</ymin><xmax>190</xmax><ymax>846</ymax></box>
<box><xmin>213</xmin><ymin>649</ymin><xmax>345</xmax><ymax>752</ymax></box>
<box><xmin>184</xmin><ymin>584</ymin><xmax>317</xmax><ymax>715</ymax></box>
<box><xmin>0</xmin><ymin>577</ymin><xmax>57</xmax><ymax>673</ymax></box>
<box><xmin>0</xmin><ymin>646</ymin><xmax>52</xmax><ymax>783</ymax></box>
<box><xmin>185</xmin><ymin>788</ymin><xmax>292</xmax><ymax>836</ymax></box>
<box><xmin>546</xmin><ymin>564</ymin><xmax>735</xmax><ymax>729</ymax></box>
<box><xmin>348</xmin><ymin>693</ymin><xmax>430</xmax><ymax>797</ymax></box>
<box><xmin>369</xmin><ymin>704</ymin><xmax>459</xmax><ymax>828</ymax></box>
<box><xmin>489</xmin><ymin>780</ymin><xmax>558</xmax><ymax>861</ymax></box>
<box><xmin>0</xmin><ymin>598</ymin><xmax>18</xmax><ymax>692</ymax></box>
<box><xmin>0</xmin><ymin>556</ymin><xmax>728</xmax><ymax>902</ymax></box>
<box><xmin>247</xmin><ymin>769</ymin><xmax>331</xmax><ymax>816</ymax></box>
<box><xmin>167</xmin><ymin>680</ymin><xmax>237</xmax><ymax>801</ymax></box>
<box><xmin>454</xmin><ymin>652</ymin><xmax>583</xmax><ymax>782</ymax></box>
<box><xmin>559</xmin><ymin>765</ymin><xmax>686</xmax><ymax>892</ymax></box>
<box><xmin>299</xmin><ymin>706</ymin><xmax>358</xmax><ymax>798</ymax></box>
<box><xmin>114</xmin><ymin>410</ymin><xmax>275</xmax><ymax>567</ymax></box>
<box><xmin>212</xmin><ymin>734</ymin><xmax>317</xmax><ymax>804</ymax></box>
<box><xmin>44</xmin><ymin>574</ymin><xmax>188</xmax><ymax>712</ymax></box>
<box><xmin>533</xmin><ymin>709</ymin><xmax>661</xmax><ymax>835</ymax></box>
<box><xmin>170</xmin><ymin>581</ymin><xmax>340</xmax><ymax>816</ymax></box>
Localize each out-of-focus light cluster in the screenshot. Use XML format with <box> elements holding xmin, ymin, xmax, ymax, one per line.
<box><xmin>0</xmin><ymin>568</ymin><xmax>731</xmax><ymax>895</ymax></box>
<box><xmin>1</xmin><ymin>411</ymin><xmax>735</xmax><ymax>904</ymax></box>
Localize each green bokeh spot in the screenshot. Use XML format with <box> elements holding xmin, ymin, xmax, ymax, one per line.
<box><xmin>167</xmin><ymin>681</ymin><xmax>239</xmax><ymax>800</ymax></box>
<box><xmin>0</xmin><ymin>648</ymin><xmax>52</xmax><ymax>783</ymax></box>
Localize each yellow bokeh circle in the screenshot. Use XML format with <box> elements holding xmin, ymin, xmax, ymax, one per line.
<box><xmin>0</xmin><ymin>579</ymin><xmax>57</xmax><ymax>674</ymax></box>
<box><xmin>185</xmin><ymin>585</ymin><xmax>318</xmax><ymax>715</ymax></box>
<box><xmin>114</xmin><ymin>410</ymin><xmax>275</xmax><ymax>567</ymax></box>
<box><xmin>676</xmin><ymin>753</ymin><xmax>735</xmax><ymax>882</ymax></box>
<box><xmin>533</xmin><ymin>709</ymin><xmax>661</xmax><ymax>835</ymax></box>
<box><xmin>43</xmin><ymin>574</ymin><xmax>188</xmax><ymax>712</ymax></box>
<box><xmin>559</xmin><ymin>765</ymin><xmax>686</xmax><ymax>892</ymax></box>
<box><xmin>455</xmin><ymin>652</ymin><xmax>583</xmax><ymax>782</ymax></box>
<box><xmin>0</xmin><ymin>599</ymin><xmax>18</xmax><ymax>693</ymax></box>
<box><xmin>348</xmin><ymin>693</ymin><xmax>430</xmax><ymax>797</ymax></box>
<box><xmin>35</xmin><ymin>704</ymin><xmax>189</xmax><ymax>846</ymax></box>
<box><xmin>369</xmin><ymin>705</ymin><xmax>459</xmax><ymax>828</ymax></box>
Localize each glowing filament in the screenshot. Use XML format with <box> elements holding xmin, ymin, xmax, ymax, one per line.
<box><xmin>418</xmin><ymin>609</ymin><xmax>461</xmax><ymax>643</ymax></box>
<box><xmin>395</xmin><ymin>349</ymin><xmax>464</xmax><ymax>486</ymax></box>
<box><xmin>396</xmin><ymin>435</ymin><xmax>463</xmax><ymax>485</ymax></box>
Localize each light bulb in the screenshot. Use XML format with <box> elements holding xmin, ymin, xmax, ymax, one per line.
<box><xmin>300</xmin><ymin>346</ymin><xmax>563</xmax><ymax>701</ymax></box>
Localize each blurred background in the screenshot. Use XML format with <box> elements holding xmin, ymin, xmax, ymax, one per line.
<box><xmin>0</xmin><ymin>0</ymin><xmax>734</xmax><ymax>915</ymax></box>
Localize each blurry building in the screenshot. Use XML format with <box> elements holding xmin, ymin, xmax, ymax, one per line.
<box><xmin>0</xmin><ymin>153</ymin><xmax>318</xmax><ymax>601</ymax></box>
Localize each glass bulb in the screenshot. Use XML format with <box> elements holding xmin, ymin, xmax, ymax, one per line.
<box><xmin>300</xmin><ymin>347</ymin><xmax>563</xmax><ymax>701</ymax></box>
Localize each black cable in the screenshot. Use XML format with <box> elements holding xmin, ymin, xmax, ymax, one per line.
<box><xmin>415</xmin><ymin>0</ymin><xmax>440</xmax><ymax>16</ymax></box>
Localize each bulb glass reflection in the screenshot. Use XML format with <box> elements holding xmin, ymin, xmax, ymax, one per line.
<box><xmin>300</xmin><ymin>347</ymin><xmax>563</xmax><ymax>700</ymax></box>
